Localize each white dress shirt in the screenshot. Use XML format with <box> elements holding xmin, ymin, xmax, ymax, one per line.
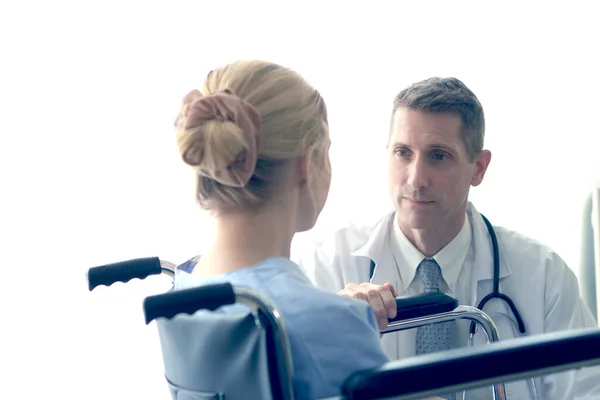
<box><xmin>387</xmin><ymin>213</ymin><xmax>475</xmax><ymax>358</ymax></box>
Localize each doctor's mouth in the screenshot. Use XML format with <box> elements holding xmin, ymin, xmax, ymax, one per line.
<box><xmin>402</xmin><ymin>197</ymin><xmax>435</xmax><ymax>206</ymax></box>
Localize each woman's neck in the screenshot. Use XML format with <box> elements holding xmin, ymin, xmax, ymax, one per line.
<box><xmin>194</xmin><ymin>207</ymin><xmax>295</xmax><ymax>277</ymax></box>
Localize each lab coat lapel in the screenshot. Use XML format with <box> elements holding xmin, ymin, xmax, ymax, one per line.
<box><xmin>352</xmin><ymin>210</ymin><xmax>402</xmax><ymax>290</ymax></box>
<box><xmin>352</xmin><ymin>211</ymin><xmax>403</xmax><ymax>360</ymax></box>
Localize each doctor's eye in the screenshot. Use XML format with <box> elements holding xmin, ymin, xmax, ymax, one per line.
<box><xmin>394</xmin><ymin>148</ymin><xmax>411</xmax><ymax>157</ymax></box>
<box><xmin>431</xmin><ymin>152</ymin><xmax>450</xmax><ymax>161</ymax></box>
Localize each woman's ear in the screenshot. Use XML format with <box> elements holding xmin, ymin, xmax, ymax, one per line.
<box><xmin>294</xmin><ymin>146</ymin><xmax>315</xmax><ymax>185</ymax></box>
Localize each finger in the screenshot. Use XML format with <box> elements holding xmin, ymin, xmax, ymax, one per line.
<box><xmin>383</xmin><ymin>282</ymin><xmax>399</xmax><ymax>297</ymax></box>
<box><xmin>366</xmin><ymin>288</ymin><xmax>388</xmax><ymax>329</ymax></box>
<box><xmin>337</xmin><ymin>288</ymin><xmax>364</xmax><ymax>301</ymax></box>
<box><xmin>350</xmin><ymin>288</ymin><xmax>369</xmax><ymax>302</ymax></box>
<box><xmin>337</xmin><ymin>282</ymin><xmax>358</xmax><ymax>297</ymax></box>
<box><xmin>378</xmin><ymin>285</ymin><xmax>398</xmax><ymax>319</ymax></box>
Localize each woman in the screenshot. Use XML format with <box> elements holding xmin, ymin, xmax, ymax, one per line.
<box><xmin>171</xmin><ymin>60</ymin><xmax>389</xmax><ymax>399</ymax></box>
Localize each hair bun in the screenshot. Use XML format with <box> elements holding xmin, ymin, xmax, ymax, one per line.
<box><xmin>175</xmin><ymin>89</ymin><xmax>262</xmax><ymax>187</ymax></box>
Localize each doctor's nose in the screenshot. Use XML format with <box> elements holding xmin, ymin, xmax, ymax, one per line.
<box><xmin>405</xmin><ymin>157</ymin><xmax>430</xmax><ymax>189</ymax></box>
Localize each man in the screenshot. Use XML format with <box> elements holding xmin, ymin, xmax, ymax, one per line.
<box><xmin>293</xmin><ymin>77</ymin><xmax>599</xmax><ymax>399</ymax></box>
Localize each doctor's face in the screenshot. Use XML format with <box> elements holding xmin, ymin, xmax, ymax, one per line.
<box><xmin>387</xmin><ymin>107</ymin><xmax>489</xmax><ymax>233</ymax></box>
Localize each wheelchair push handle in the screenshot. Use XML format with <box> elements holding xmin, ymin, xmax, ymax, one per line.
<box><xmin>143</xmin><ymin>282</ymin><xmax>237</xmax><ymax>324</ymax></box>
<box><xmin>86</xmin><ymin>257</ymin><xmax>163</xmax><ymax>291</ymax></box>
<box><xmin>390</xmin><ymin>292</ymin><xmax>459</xmax><ymax>322</ymax></box>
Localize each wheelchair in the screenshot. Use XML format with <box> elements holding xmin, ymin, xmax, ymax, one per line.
<box><xmin>87</xmin><ymin>256</ymin><xmax>510</xmax><ymax>400</ymax></box>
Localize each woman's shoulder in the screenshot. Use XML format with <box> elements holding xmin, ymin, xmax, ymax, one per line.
<box><xmin>172</xmin><ymin>255</ymin><xmax>378</xmax><ymax>331</ymax></box>
<box><xmin>279</xmin><ymin>280</ymin><xmax>378</xmax><ymax>330</ymax></box>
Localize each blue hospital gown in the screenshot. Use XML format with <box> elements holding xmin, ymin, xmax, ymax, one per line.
<box><xmin>174</xmin><ymin>256</ymin><xmax>390</xmax><ymax>400</ymax></box>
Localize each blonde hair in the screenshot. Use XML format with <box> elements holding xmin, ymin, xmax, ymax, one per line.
<box><xmin>175</xmin><ymin>60</ymin><xmax>329</xmax><ymax>212</ymax></box>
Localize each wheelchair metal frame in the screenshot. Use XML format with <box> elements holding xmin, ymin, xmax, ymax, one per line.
<box><xmin>153</xmin><ymin>261</ymin><xmax>505</xmax><ymax>398</ymax></box>
<box><xmin>88</xmin><ymin>257</ymin><xmax>506</xmax><ymax>400</ymax></box>
<box><xmin>232</xmin><ymin>286</ymin><xmax>295</xmax><ymax>400</ymax></box>
<box><xmin>339</xmin><ymin>326</ymin><xmax>600</xmax><ymax>400</ymax></box>
<box><xmin>383</xmin><ymin>306</ymin><xmax>505</xmax><ymax>399</ymax></box>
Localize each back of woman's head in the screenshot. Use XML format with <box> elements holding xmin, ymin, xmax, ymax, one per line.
<box><xmin>174</xmin><ymin>60</ymin><xmax>329</xmax><ymax>213</ymax></box>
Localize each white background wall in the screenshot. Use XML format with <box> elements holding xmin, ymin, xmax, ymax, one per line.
<box><xmin>1</xmin><ymin>1</ymin><xmax>599</xmax><ymax>398</ymax></box>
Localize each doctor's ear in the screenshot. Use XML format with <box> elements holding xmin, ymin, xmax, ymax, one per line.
<box><xmin>471</xmin><ymin>150</ymin><xmax>492</xmax><ymax>187</ymax></box>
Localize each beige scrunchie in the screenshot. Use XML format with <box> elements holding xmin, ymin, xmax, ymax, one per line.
<box><xmin>175</xmin><ymin>89</ymin><xmax>262</xmax><ymax>187</ymax></box>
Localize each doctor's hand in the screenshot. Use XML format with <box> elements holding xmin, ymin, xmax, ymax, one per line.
<box><xmin>337</xmin><ymin>282</ymin><xmax>398</xmax><ymax>329</ymax></box>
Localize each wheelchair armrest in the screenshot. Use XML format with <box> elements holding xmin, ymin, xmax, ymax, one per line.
<box><xmin>341</xmin><ymin>327</ymin><xmax>600</xmax><ymax>400</ymax></box>
<box><xmin>143</xmin><ymin>283</ymin><xmax>237</xmax><ymax>324</ymax></box>
<box><xmin>87</xmin><ymin>257</ymin><xmax>163</xmax><ymax>290</ymax></box>
<box><xmin>389</xmin><ymin>292</ymin><xmax>458</xmax><ymax>322</ymax></box>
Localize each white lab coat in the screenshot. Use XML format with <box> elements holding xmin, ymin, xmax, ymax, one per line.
<box><xmin>293</xmin><ymin>202</ymin><xmax>600</xmax><ymax>400</ymax></box>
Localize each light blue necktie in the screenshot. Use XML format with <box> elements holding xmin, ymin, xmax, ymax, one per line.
<box><xmin>415</xmin><ymin>258</ymin><xmax>456</xmax><ymax>400</ymax></box>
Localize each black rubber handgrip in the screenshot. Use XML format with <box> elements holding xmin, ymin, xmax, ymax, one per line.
<box><xmin>87</xmin><ymin>257</ymin><xmax>162</xmax><ymax>291</ymax></box>
<box><xmin>390</xmin><ymin>292</ymin><xmax>459</xmax><ymax>322</ymax></box>
<box><xmin>143</xmin><ymin>283</ymin><xmax>236</xmax><ymax>324</ymax></box>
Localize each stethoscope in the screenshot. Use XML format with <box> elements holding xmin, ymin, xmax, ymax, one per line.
<box><xmin>369</xmin><ymin>212</ymin><xmax>539</xmax><ymax>399</ymax></box>
<box><xmin>474</xmin><ymin>214</ymin><xmax>526</xmax><ymax>336</ymax></box>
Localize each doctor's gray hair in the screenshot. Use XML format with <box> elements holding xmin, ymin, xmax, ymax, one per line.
<box><xmin>391</xmin><ymin>77</ymin><xmax>485</xmax><ymax>163</ymax></box>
